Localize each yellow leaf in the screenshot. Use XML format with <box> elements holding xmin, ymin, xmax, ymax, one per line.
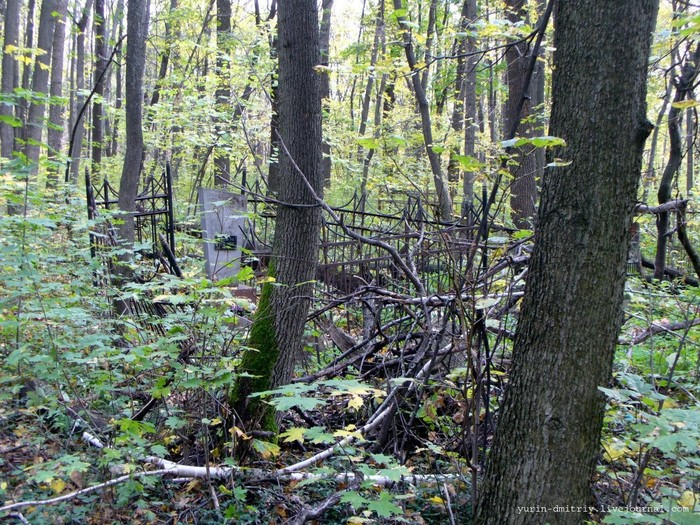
<box><xmin>671</xmin><ymin>99</ymin><xmax>700</xmax><ymax>109</ymax></box>
<box><xmin>334</xmin><ymin>424</ymin><xmax>364</xmax><ymax>441</ymax></box>
<box><xmin>348</xmin><ymin>395</ymin><xmax>364</xmax><ymax>411</ymax></box>
<box><xmin>230</xmin><ymin>426</ymin><xmax>251</xmax><ymax>441</ymax></box>
<box><xmin>185</xmin><ymin>479</ymin><xmax>201</xmax><ymax>492</ymax></box>
<box><xmin>677</xmin><ymin>490</ymin><xmax>697</xmax><ymax>510</ymax></box>
<box><xmin>1</xmin><ymin>481</ymin><xmax>7</xmax><ymax>490</ymax></box>
<box><xmin>603</xmin><ymin>440</ymin><xmax>632</xmax><ymax>462</ymax></box>
<box><xmin>429</xmin><ymin>496</ymin><xmax>445</xmax><ymax>504</ymax></box>
<box><xmin>280</xmin><ymin>427</ymin><xmax>305</xmax><ymax>444</ymax></box>
<box><xmin>50</xmin><ymin>479</ymin><xmax>66</xmax><ymax>494</ymax></box>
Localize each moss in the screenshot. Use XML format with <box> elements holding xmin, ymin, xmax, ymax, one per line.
<box><xmin>229</xmin><ymin>264</ymin><xmax>280</xmax><ymax>438</ymax></box>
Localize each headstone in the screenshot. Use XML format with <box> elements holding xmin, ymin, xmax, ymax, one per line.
<box><xmin>198</xmin><ymin>187</ymin><xmax>247</xmax><ymax>282</ymax></box>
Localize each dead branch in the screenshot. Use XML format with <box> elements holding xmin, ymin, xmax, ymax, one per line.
<box><xmin>0</xmin><ymin>469</ymin><xmax>177</xmax><ymax>514</ymax></box>
<box><xmin>619</xmin><ymin>317</ymin><xmax>700</xmax><ymax>345</ymax></box>
<box><xmin>635</xmin><ymin>199</ymin><xmax>689</xmax><ymax>214</ymax></box>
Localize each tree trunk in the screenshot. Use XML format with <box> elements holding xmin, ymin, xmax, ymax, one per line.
<box><xmin>357</xmin><ymin>0</ymin><xmax>384</xmax><ymax>210</ymax></box>
<box><xmin>505</xmin><ymin>0</ymin><xmax>543</xmax><ymax>229</ymax></box>
<box><xmin>0</xmin><ymin>0</ymin><xmax>20</xmax><ymax>159</ymax></box>
<box><xmin>392</xmin><ymin>0</ymin><xmax>453</xmax><ymax>222</ymax></box>
<box><xmin>46</xmin><ymin>0</ymin><xmax>69</xmax><ymax>186</ymax></box>
<box><xmin>319</xmin><ymin>0</ymin><xmax>333</xmax><ymax>188</ymax></box>
<box><xmin>446</xmin><ymin>0</ymin><xmax>477</xmax><ymax>219</ymax></box>
<box><xmin>231</xmin><ymin>0</ymin><xmax>323</xmax><ymax>436</ymax></box>
<box><xmin>18</xmin><ymin>0</ymin><xmax>35</xmax><ymax>146</ymax></box>
<box><xmin>213</xmin><ymin>0</ymin><xmax>231</xmax><ymax>187</ymax></box>
<box><xmin>91</xmin><ymin>0</ymin><xmax>107</xmax><ymax>177</ymax></box>
<box><xmin>116</xmin><ymin>0</ymin><xmax>149</xmax><ymax>246</ymax></box>
<box><xmin>475</xmin><ymin>1</ymin><xmax>658</xmax><ymax>523</ymax></box>
<box><xmin>686</xmin><ymin>106</ymin><xmax>694</xmax><ymax>193</ymax></box>
<box><xmin>24</xmin><ymin>0</ymin><xmax>59</xmax><ymax>171</ymax></box>
<box><xmin>67</xmin><ymin>0</ymin><xmax>93</xmax><ymax>183</ymax></box>
<box><xmin>654</xmin><ymin>44</ymin><xmax>700</xmax><ymax>279</ymax></box>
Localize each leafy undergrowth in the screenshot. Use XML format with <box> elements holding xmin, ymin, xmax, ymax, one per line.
<box><xmin>1</xmin><ymin>200</ymin><xmax>699</xmax><ymax>524</ymax></box>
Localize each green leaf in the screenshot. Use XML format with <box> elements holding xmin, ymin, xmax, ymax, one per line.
<box><xmin>341</xmin><ymin>491</ymin><xmax>370</xmax><ymax>508</ymax></box>
<box><xmin>502</xmin><ymin>135</ymin><xmax>566</xmax><ymax>149</ymax></box>
<box><xmin>357</xmin><ymin>137</ymin><xmax>380</xmax><ymax>149</ymax></box>
<box><xmin>475</xmin><ymin>297</ymin><xmax>499</xmax><ymax>309</ymax></box>
<box><xmin>267</xmin><ymin>396</ymin><xmax>324</xmax><ymax>411</ymax></box>
<box><xmin>367</xmin><ymin>491</ymin><xmax>403</xmax><ymax>518</ymax></box>
<box><xmin>452</xmin><ymin>154</ymin><xmax>485</xmax><ymax>172</ymax></box>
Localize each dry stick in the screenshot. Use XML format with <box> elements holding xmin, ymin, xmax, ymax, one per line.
<box><xmin>619</xmin><ymin>316</ymin><xmax>700</xmax><ymax>346</ymax></box>
<box><xmin>0</xmin><ymin>469</ymin><xmax>177</xmax><ymax>514</ymax></box>
<box><xmin>7</xmin><ymin>513</ymin><xmax>31</xmax><ymax>525</ymax></box>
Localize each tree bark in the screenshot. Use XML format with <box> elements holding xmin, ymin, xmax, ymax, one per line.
<box><xmin>67</xmin><ymin>0</ymin><xmax>93</xmax><ymax>183</ymax></box>
<box><xmin>0</xmin><ymin>0</ymin><xmax>20</xmax><ymax>159</ymax></box>
<box><xmin>475</xmin><ymin>1</ymin><xmax>658</xmax><ymax>523</ymax></box>
<box><xmin>18</xmin><ymin>0</ymin><xmax>35</xmax><ymax>146</ymax></box>
<box><xmin>46</xmin><ymin>0</ymin><xmax>69</xmax><ymax>186</ymax></box>
<box><xmin>91</xmin><ymin>0</ymin><xmax>107</xmax><ymax>177</ymax></box>
<box><xmin>357</xmin><ymin>0</ymin><xmax>384</xmax><ymax>210</ymax></box>
<box><xmin>319</xmin><ymin>0</ymin><xmax>333</xmax><ymax>188</ymax></box>
<box><xmin>231</xmin><ymin>0</ymin><xmax>323</xmax><ymax>435</ymax></box>
<box><xmin>505</xmin><ymin>0</ymin><xmax>543</xmax><ymax>229</ymax></box>
<box><xmin>116</xmin><ymin>0</ymin><xmax>149</xmax><ymax>245</ymax></box>
<box><xmin>24</xmin><ymin>0</ymin><xmax>59</xmax><ymax>172</ymax></box>
<box><xmin>213</xmin><ymin>0</ymin><xmax>231</xmax><ymax>187</ymax></box>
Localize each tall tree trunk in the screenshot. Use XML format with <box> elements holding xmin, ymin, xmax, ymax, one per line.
<box><xmin>24</xmin><ymin>0</ymin><xmax>59</xmax><ymax>172</ymax></box>
<box><xmin>446</xmin><ymin>0</ymin><xmax>477</xmax><ymax>218</ymax></box>
<box><xmin>91</xmin><ymin>0</ymin><xmax>107</xmax><ymax>177</ymax></box>
<box><xmin>213</xmin><ymin>0</ymin><xmax>231</xmax><ymax>187</ymax></box>
<box><xmin>319</xmin><ymin>0</ymin><xmax>333</xmax><ymax>188</ymax></box>
<box><xmin>0</xmin><ymin>0</ymin><xmax>21</xmax><ymax>159</ymax></box>
<box><xmin>392</xmin><ymin>0</ymin><xmax>453</xmax><ymax>222</ymax></box>
<box><xmin>67</xmin><ymin>0</ymin><xmax>92</xmax><ymax>183</ymax></box>
<box><xmin>654</xmin><ymin>44</ymin><xmax>700</xmax><ymax>279</ymax></box>
<box><xmin>46</xmin><ymin>0</ymin><xmax>69</xmax><ymax>186</ymax></box>
<box><xmin>231</xmin><ymin>0</ymin><xmax>323</xmax><ymax>436</ymax></box>
<box><xmin>116</xmin><ymin>0</ymin><xmax>149</xmax><ymax>246</ymax></box>
<box><xmin>357</xmin><ymin>0</ymin><xmax>384</xmax><ymax>210</ymax></box>
<box><xmin>475</xmin><ymin>1</ymin><xmax>658</xmax><ymax>523</ymax></box>
<box><xmin>686</xmin><ymin>106</ymin><xmax>694</xmax><ymax>193</ymax></box>
<box><xmin>505</xmin><ymin>0</ymin><xmax>543</xmax><ymax>229</ymax></box>
<box><xmin>264</xmin><ymin>0</ymin><xmax>280</xmax><ymax>194</ymax></box>
<box><xmin>18</xmin><ymin>0</ymin><xmax>35</xmax><ymax>146</ymax></box>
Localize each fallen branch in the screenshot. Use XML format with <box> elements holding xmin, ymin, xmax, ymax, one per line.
<box><xmin>0</xmin><ymin>468</ymin><xmax>177</xmax><ymax>514</ymax></box>
<box><xmin>143</xmin><ymin>456</ymin><xmax>461</xmax><ymax>487</ymax></box>
<box><xmin>619</xmin><ymin>317</ymin><xmax>700</xmax><ymax>346</ymax></box>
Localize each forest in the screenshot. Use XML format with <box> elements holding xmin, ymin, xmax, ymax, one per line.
<box><xmin>1</xmin><ymin>0</ymin><xmax>699</xmax><ymax>523</ymax></box>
